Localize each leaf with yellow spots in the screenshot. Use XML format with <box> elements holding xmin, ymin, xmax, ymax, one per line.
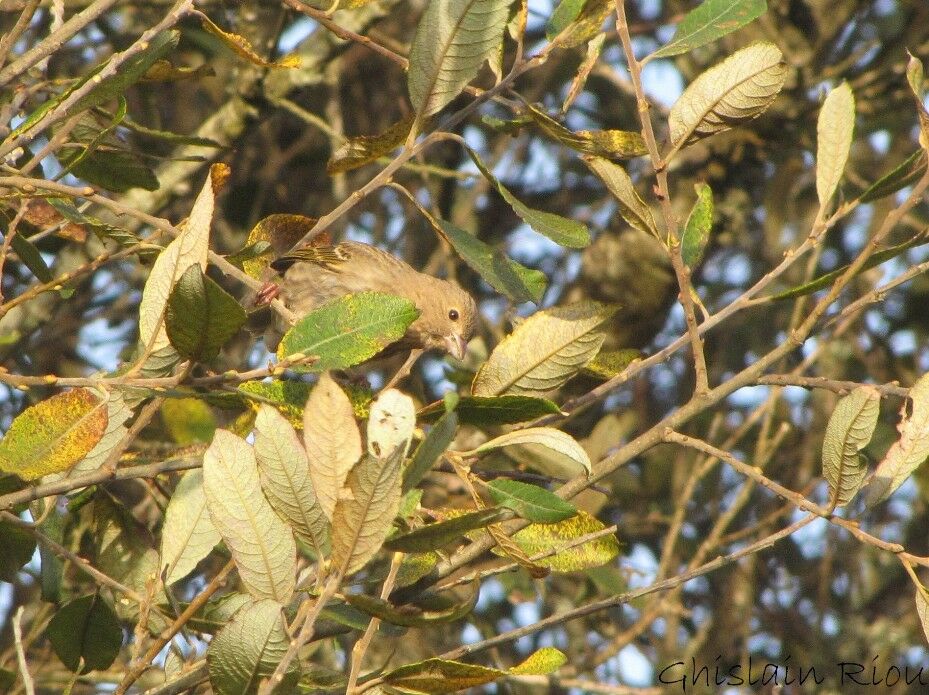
<box><xmin>277</xmin><ymin>292</ymin><xmax>420</xmax><ymax>372</ymax></box>
<box><xmin>201</xmin><ymin>15</ymin><xmax>300</xmax><ymax>69</ymax></box>
<box><xmin>236</xmin><ymin>214</ymin><xmax>317</xmax><ymax>280</ymax></box>
<box><xmin>0</xmin><ymin>389</ymin><xmax>109</xmax><ymax>481</ymax></box>
<box><xmin>491</xmin><ymin>509</ymin><xmax>618</xmax><ymax>572</ymax></box>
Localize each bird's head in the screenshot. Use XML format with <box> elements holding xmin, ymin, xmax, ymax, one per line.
<box><xmin>411</xmin><ymin>281</ymin><xmax>477</xmax><ymax>360</ymax></box>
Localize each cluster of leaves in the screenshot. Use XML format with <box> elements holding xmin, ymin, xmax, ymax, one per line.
<box><xmin>3</xmin><ymin>0</ymin><xmax>929</xmax><ymax>693</ymax></box>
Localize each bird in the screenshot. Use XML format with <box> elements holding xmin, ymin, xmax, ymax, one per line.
<box><xmin>256</xmin><ymin>241</ymin><xmax>478</xmax><ymax>384</ymax></box>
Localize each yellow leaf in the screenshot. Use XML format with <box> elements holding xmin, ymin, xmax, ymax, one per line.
<box><xmin>201</xmin><ymin>15</ymin><xmax>300</xmax><ymax>69</ymax></box>
<box><xmin>0</xmin><ymin>389</ymin><xmax>108</xmax><ymax>481</ymax></box>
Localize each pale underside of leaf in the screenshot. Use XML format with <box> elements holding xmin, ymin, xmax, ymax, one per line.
<box><xmin>304</xmin><ymin>373</ymin><xmax>362</xmax><ymax>520</ymax></box>
<box><xmin>865</xmin><ymin>373</ymin><xmax>929</xmax><ymax>505</ymax></box>
<box><xmin>474</xmin><ymin>426</ymin><xmax>592</xmax><ymax>476</ymax></box>
<box><xmin>203</xmin><ymin>430</ymin><xmax>296</xmax><ymax>602</ymax></box>
<box><xmin>161</xmin><ymin>469</ymin><xmax>221</xmax><ymax>585</ymax></box>
<box><xmin>472</xmin><ymin>301</ymin><xmax>614</xmax><ymax>397</ymax></box>
<box><xmin>408</xmin><ymin>0</ymin><xmax>513</xmax><ymax>117</ymax></box>
<box><xmin>668</xmin><ymin>41</ymin><xmax>787</xmax><ymax>149</ymax></box>
<box><xmin>821</xmin><ymin>385</ymin><xmax>879</xmax><ymax>506</ymax></box>
<box><xmin>816</xmin><ymin>82</ymin><xmax>855</xmax><ymax>207</ymax></box>
<box><xmin>254</xmin><ymin>405</ymin><xmax>330</xmax><ymax>554</ymax></box>
<box><xmin>331</xmin><ymin>448</ymin><xmax>405</xmax><ymax>577</ymax></box>
<box><xmin>137</xmin><ymin>169</ymin><xmax>215</xmax><ymax>352</ymax></box>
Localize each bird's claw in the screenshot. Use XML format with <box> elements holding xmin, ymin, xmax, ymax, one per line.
<box><xmin>255</xmin><ymin>282</ymin><xmax>281</xmax><ymax>306</ymax></box>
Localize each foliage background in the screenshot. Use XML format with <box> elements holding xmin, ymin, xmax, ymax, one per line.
<box><xmin>2</xmin><ymin>0</ymin><xmax>929</xmax><ymax>693</ymax></box>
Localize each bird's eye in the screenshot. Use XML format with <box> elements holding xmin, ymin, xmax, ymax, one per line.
<box><xmin>448</xmin><ymin>309</ymin><xmax>460</xmax><ymax>321</ymax></box>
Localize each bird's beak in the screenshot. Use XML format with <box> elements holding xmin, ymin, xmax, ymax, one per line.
<box><xmin>444</xmin><ymin>333</ymin><xmax>468</xmax><ymax>361</ymax></box>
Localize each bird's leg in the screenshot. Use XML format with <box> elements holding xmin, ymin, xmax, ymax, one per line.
<box><xmin>382</xmin><ymin>349</ymin><xmax>423</xmax><ymax>391</ymax></box>
<box><xmin>255</xmin><ymin>282</ymin><xmax>281</xmax><ymax>306</ymax></box>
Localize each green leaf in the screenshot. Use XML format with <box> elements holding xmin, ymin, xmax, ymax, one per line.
<box><xmin>0</xmin><ymin>517</ymin><xmax>36</xmax><ymax>582</ymax></box>
<box><xmin>165</xmin><ymin>264</ymin><xmax>246</xmax><ymax>361</ymax></box>
<box><xmin>207</xmin><ymin>599</ymin><xmax>300</xmax><ymax>695</ymax></box>
<box><xmin>408</xmin><ymin>0</ymin><xmax>513</xmax><ymax>117</ymax></box>
<box><xmin>160</xmin><ymin>397</ymin><xmax>216</xmax><ymax>445</ymax></box>
<box><xmin>524</xmin><ymin>103</ymin><xmax>648</xmax><ymax>159</ymax></box>
<box><xmin>46</xmin><ymin>594</ymin><xmax>122</xmax><ymax>673</ymax></box>
<box><xmin>465</xmin><ymin>148</ymin><xmax>590</xmax><ymax>247</ymax></box>
<box><xmin>436</xmin><ymin>220</ymin><xmax>547</xmax><ymax>304</ymax></box>
<box><xmin>859</xmin><ymin>150</ymin><xmax>928</xmax><ymax>203</ymax></box>
<box><xmin>45</xmin><ymin>198</ymin><xmax>147</xmax><ymax>254</ymax></box>
<box><xmin>473</xmin><ymin>301</ymin><xmax>615</xmax><ymax>397</ymax></box>
<box><xmin>816</xmin><ymin>82</ymin><xmax>855</xmax><ymax>207</ymax></box>
<box><xmin>583</xmin><ymin>348</ymin><xmax>642</xmax><ymax>379</ymax></box>
<box><xmin>546</xmin><ymin>0</ymin><xmax>586</xmax><ymax>38</ymax></box>
<box><xmin>344</xmin><ymin>588</ymin><xmax>478</xmax><ymax>627</ymax></box>
<box><xmin>62</xmin><ymin>147</ymin><xmax>159</xmax><ymax>192</ymax></box>
<box><xmin>68</xmin><ymin>31</ymin><xmax>180</xmax><ymax>115</ymax></box>
<box><xmin>769</xmin><ymin>235</ymin><xmax>929</xmax><ymax>300</ymax></box>
<box><xmin>509</xmin><ymin>647</ymin><xmax>568</xmax><ymax>675</ymax></box>
<box><xmin>9</xmin><ymin>232</ymin><xmax>53</xmax><ymax>282</ymax></box>
<box><xmin>583</xmin><ymin>156</ymin><xmax>659</xmax><ymax>238</ymax></box>
<box><xmin>404</xmin><ymin>409</ymin><xmax>459</xmax><ymax>492</ymax></box>
<box><xmin>487</xmin><ymin>479</ymin><xmax>577</xmax><ymax>522</ymax></box>
<box><xmin>384</xmin><ymin>507</ymin><xmax>510</xmax><ymax>552</ymax></box>
<box><xmin>238</xmin><ymin>379</ymin><xmax>312</xmax><ymax>429</ymax></box>
<box><xmin>821</xmin><ymin>386</ymin><xmax>880</xmax><ymax>506</ymax></box>
<box><xmin>648</xmin><ymin>0</ymin><xmax>767</xmax><ymax>61</ymax></box>
<box><xmin>276</xmin><ymin>292</ymin><xmax>419</xmax><ymax>371</ymax></box>
<box><xmin>681</xmin><ymin>182</ymin><xmax>714</xmax><ymax>266</ymax></box>
<box><xmin>547</xmin><ymin>0</ymin><xmax>612</xmax><ymax>48</ymax></box>
<box><xmin>420</xmin><ymin>394</ymin><xmax>561</xmax><ymax>426</ymax></box>
<box><xmin>0</xmin><ymin>389</ymin><xmax>108</xmax><ymax>481</ymax></box>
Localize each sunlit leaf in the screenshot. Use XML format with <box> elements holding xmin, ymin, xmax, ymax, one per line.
<box><xmin>648</xmin><ymin>0</ymin><xmax>767</xmax><ymax>61</ymax></box>
<box><xmin>161</xmin><ymin>470</ymin><xmax>221</xmax><ymax>584</ymax></box>
<box><xmin>276</xmin><ymin>292</ymin><xmax>419</xmax><ymax>371</ymax></box>
<box><xmin>0</xmin><ymin>389</ymin><xmax>108</xmax><ymax>481</ymax></box>
<box><xmin>368</xmin><ymin>389</ymin><xmax>416</xmax><ymax>459</ymax></box>
<box><xmin>238</xmin><ymin>214</ymin><xmax>316</xmax><ymax>280</ymax></box>
<box><xmin>327</xmin><ymin>116</ymin><xmax>415</xmax><ymax>174</ymax></box>
<box><xmin>499</xmin><ymin>510</ymin><xmax>617</xmax><ymax>571</ymax></box>
<box><xmin>331</xmin><ymin>448</ymin><xmax>405</xmax><ymax>576</ymax></box>
<box><xmin>821</xmin><ymin>386</ymin><xmax>879</xmax><ymax>506</ymax></box>
<box><xmin>408</xmin><ymin>0</ymin><xmax>513</xmax><ymax>117</ymax></box>
<box><xmin>865</xmin><ymin>373</ymin><xmax>929</xmax><ymax>505</ymax></box>
<box><xmin>583</xmin><ymin>349</ymin><xmax>642</xmax><ymax>379</ymax></box>
<box><xmin>201</xmin><ymin>15</ymin><xmax>299</xmax><ymax>68</ymax></box>
<box><xmin>255</xmin><ymin>405</ymin><xmax>330</xmax><ymax>555</ymax></box>
<box><xmin>471</xmin><ymin>427</ymin><xmax>592</xmax><ymax>476</ymax></box>
<box><xmin>304</xmin><ymin>373</ymin><xmax>362</xmax><ymax>520</ymax></box>
<box><xmin>238</xmin><ymin>379</ymin><xmax>312</xmax><ymax>429</ymax></box>
<box><xmin>139</xmin><ymin>165</ymin><xmax>225</xmax><ymax>353</ymax></box>
<box><xmin>547</xmin><ymin>0</ymin><xmax>611</xmax><ymax>48</ymax></box>
<box><xmin>668</xmin><ymin>41</ymin><xmax>787</xmax><ymax>150</ymax></box>
<box><xmin>525</xmin><ymin>104</ymin><xmax>647</xmax><ymax>159</ymax></box>
<box><xmin>816</xmin><ymin>82</ymin><xmax>855</xmax><ymax>207</ymax></box>
<box><xmin>161</xmin><ymin>397</ymin><xmax>216</xmax><ymax>445</ymax></box>
<box><xmin>473</xmin><ymin>301</ymin><xmax>614</xmax><ymax>398</ymax></box>
<box><xmin>203</xmin><ymin>430</ymin><xmax>296</xmax><ymax>602</ymax></box>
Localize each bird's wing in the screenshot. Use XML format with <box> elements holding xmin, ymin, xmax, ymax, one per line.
<box><xmin>270</xmin><ymin>244</ymin><xmax>347</xmax><ymax>272</ymax></box>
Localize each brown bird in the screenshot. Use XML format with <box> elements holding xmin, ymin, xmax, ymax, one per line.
<box><xmin>257</xmin><ymin>241</ymin><xmax>477</xmax><ymax>383</ymax></box>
